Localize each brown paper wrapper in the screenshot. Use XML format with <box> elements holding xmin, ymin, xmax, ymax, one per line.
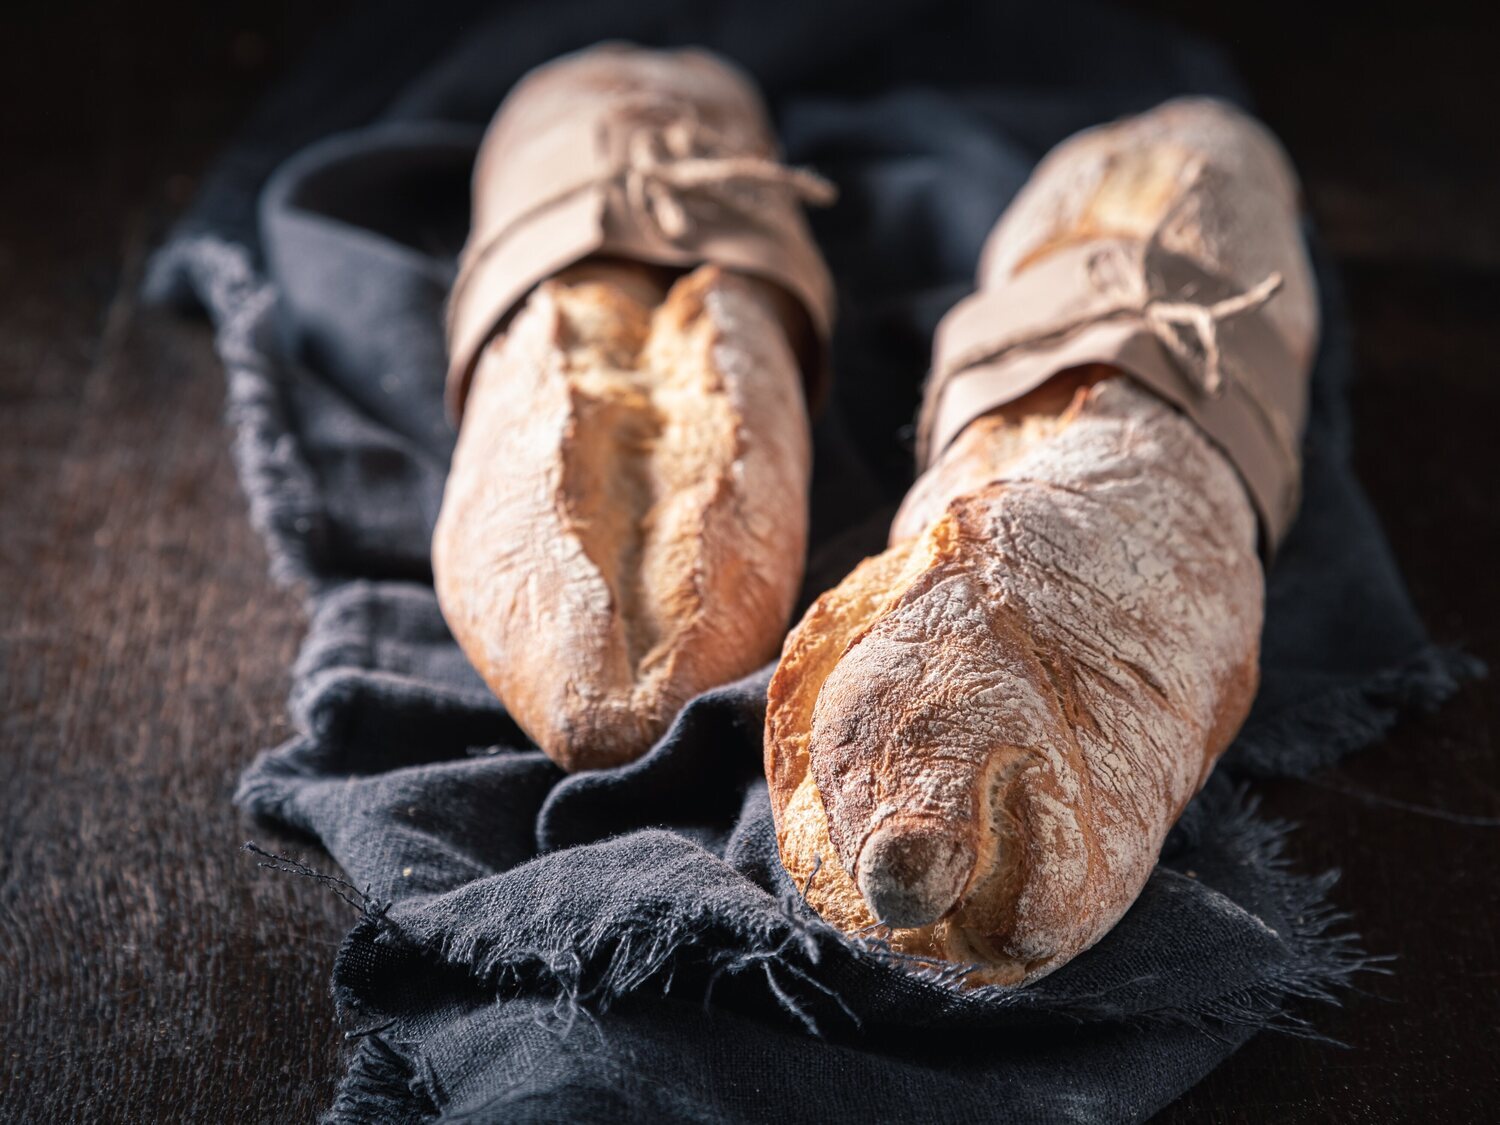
<box><xmin>445</xmin><ymin>43</ymin><xmax>836</xmax><ymax>419</ymax></box>
<box><xmin>918</xmin><ymin>149</ymin><xmax>1316</xmax><ymax>554</ymax></box>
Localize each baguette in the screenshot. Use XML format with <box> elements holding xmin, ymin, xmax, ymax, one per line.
<box><xmin>766</xmin><ymin>100</ymin><xmax>1317</xmax><ymax>984</ymax></box>
<box><xmin>435</xmin><ymin>261</ymin><xmax>810</xmax><ymax>770</ymax></box>
<box><xmin>435</xmin><ymin>45</ymin><xmax>833</xmax><ymax>772</ymax></box>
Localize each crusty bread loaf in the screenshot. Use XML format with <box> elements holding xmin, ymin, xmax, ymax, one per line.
<box><xmin>435</xmin><ymin>261</ymin><xmax>810</xmax><ymax>770</ymax></box>
<box><xmin>766</xmin><ymin>100</ymin><xmax>1315</xmax><ymax>985</ymax></box>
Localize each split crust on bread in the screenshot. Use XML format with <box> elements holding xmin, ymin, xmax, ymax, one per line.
<box><xmin>436</xmin><ymin>262</ymin><xmax>810</xmax><ymax>770</ymax></box>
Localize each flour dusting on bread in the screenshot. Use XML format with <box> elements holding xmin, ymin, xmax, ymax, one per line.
<box><xmin>766</xmin><ymin>99</ymin><xmax>1310</xmax><ymax>985</ymax></box>
<box><xmin>436</xmin><ymin>263</ymin><xmax>809</xmax><ymax>770</ymax></box>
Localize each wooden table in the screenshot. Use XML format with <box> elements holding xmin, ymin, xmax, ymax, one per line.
<box><xmin>4</xmin><ymin>3</ymin><xmax>1496</xmax><ymax>1120</ymax></box>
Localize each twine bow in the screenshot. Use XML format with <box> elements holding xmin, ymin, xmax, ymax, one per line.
<box><xmin>1137</xmin><ymin>270</ymin><xmax>1284</xmax><ymax>396</ymax></box>
<box><xmin>1084</xmin><ymin>158</ymin><xmax>1283</xmax><ymax>399</ymax></box>
<box><xmin>611</xmin><ymin>107</ymin><xmax>837</xmax><ymax>241</ymax></box>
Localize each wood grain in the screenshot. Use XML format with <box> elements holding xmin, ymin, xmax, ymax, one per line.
<box><xmin>0</xmin><ymin>6</ymin><xmax>351</xmax><ymax>1121</ymax></box>
<box><xmin>1</xmin><ymin>2</ymin><xmax>1495</xmax><ymax>1121</ymax></box>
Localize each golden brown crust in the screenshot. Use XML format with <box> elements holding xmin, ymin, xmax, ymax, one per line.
<box><xmin>766</xmin><ymin>99</ymin><xmax>1310</xmax><ymax>985</ymax></box>
<box><xmin>769</xmin><ymin>378</ymin><xmax>1264</xmax><ymax>984</ymax></box>
<box><xmin>436</xmin><ymin>262</ymin><xmax>810</xmax><ymax>770</ymax></box>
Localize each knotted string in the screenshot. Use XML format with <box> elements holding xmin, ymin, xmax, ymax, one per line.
<box><xmin>927</xmin><ymin>154</ymin><xmax>1302</xmax><ymax>502</ymax></box>
<box><xmin>612</xmin><ymin>105</ymin><xmax>837</xmax><ymax>241</ymax></box>
<box><xmin>1085</xmin><ymin>156</ymin><xmax>1284</xmax><ymax>399</ymax></box>
<box><xmin>1077</xmin><ymin>156</ymin><xmax>1301</xmax><ymax>477</ymax></box>
<box><xmin>1140</xmin><ymin>272</ymin><xmax>1284</xmax><ymax>395</ymax></box>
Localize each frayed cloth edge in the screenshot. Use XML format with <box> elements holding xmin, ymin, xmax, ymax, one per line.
<box><xmin>1231</xmin><ymin>644</ymin><xmax>1485</xmax><ymax>779</ymax></box>
<box><xmin>313</xmin><ymin>786</ymin><xmax>1374</xmax><ymax>1098</ymax></box>
<box><xmin>325</xmin><ymin>1034</ymin><xmax>438</xmax><ymax>1125</ymax></box>
<box><xmin>307</xmin><ymin>791</ymin><xmax>1376</xmax><ymax>1123</ymax></box>
<box><xmin>147</xmin><ymin>236</ymin><xmax>325</xmax><ymax>588</ymax></box>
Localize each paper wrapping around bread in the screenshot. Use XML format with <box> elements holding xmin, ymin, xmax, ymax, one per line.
<box><xmin>766</xmin><ymin>99</ymin><xmax>1318</xmax><ymax>986</ymax></box>
<box><xmin>445</xmin><ymin>43</ymin><xmax>835</xmax><ymax>420</ymax></box>
<box><xmin>435</xmin><ymin>44</ymin><xmax>830</xmax><ymax>772</ymax></box>
<box><xmin>918</xmin><ymin>101</ymin><xmax>1316</xmax><ymax>551</ymax></box>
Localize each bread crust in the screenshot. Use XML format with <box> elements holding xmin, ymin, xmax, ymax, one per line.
<box><xmin>436</xmin><ymin>263</ymin><xmax>810</xmax><ymax>770</ymax></box>
<box><xmin>766</xmin><ymin>100</ymin><xmax>1310</xmax><ymax>984</ymax></box>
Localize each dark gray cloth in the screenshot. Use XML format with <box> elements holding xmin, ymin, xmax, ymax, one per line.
<box><xmin>149</xmin><ymin>1</ymin><xmax>1479</xmax><ymax>1121</ymax></box>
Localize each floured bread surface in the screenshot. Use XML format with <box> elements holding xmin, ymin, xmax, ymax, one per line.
<box><xmin>766</xmin><ymin>99</ymin><xmax>1306</xmax><ymax>985</ymax></box>
<box><xmin>768</xmin><ymin>378</ymin><xmax>1260</xmax><ymax>983</ymax></box>
<box><xmin>435</xmin><ymin>263</ymin><xmax>810</xmax><ymax>770</ymax></box>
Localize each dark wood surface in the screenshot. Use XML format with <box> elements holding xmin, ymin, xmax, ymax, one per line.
<box><xmin>3</xmin><ymin>4</ymin><xmax>1496</xmax><ymax>1121</ymax></box>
